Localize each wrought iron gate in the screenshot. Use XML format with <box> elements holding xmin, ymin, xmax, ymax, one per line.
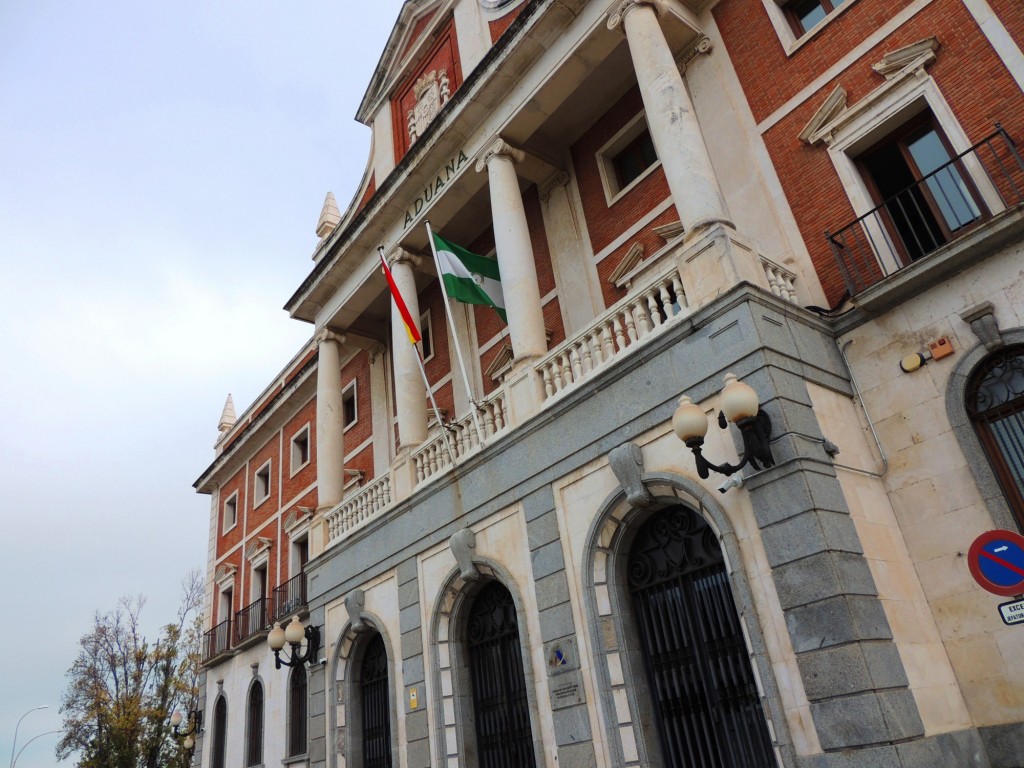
<box><xmin>628</xmin><ymin>506</ymin><xmax>775</xmax><ymax>767</ymax></box>
<box><xmin>361</xmin><ymin>633</ymin><xmax>392</xmax><ymax>768</ymax></box>
<box><xmin>467</xmin><ymin>581</ymin><xmax>537</xmax><ymax>768</ymax></box>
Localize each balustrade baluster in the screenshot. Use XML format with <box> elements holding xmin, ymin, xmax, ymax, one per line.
<box><xmin>624</xmin><ymin>311</ymin><xmax>638</xmax><ymax>343</ymax></box>
<box><xmin>659</xmin><ymin>283</ymin><xmax>674</xmax><ymax>319</ymax></box>
<box><xmin>648</xmin><ymin>289</ymin><xmax>663</xmax><ymax>327</ymax></box>
<box><xmin>570</xmin><ymin>345</ymin><xmax>583</xmax><ymax>378</ymax></box>
<box><xmin>493</xmin><ymin>399</ymin><xmax>505</xmax><ymax>431</ymax></box>
<box><xmin>635</xmin><ymin>296</ymin><xmax>651</xmax><ymax>336</ymax></box>
<box><xmin>612</xmin><ymin>316</ymin><xmax>626</xmax><ymax>352</ymax></box>
<box><xmin>542</xmin><ymin>367</ymin><xmax>554</xmax><ymax>398</ymax></box>
<box><xmin>671</xmin><ymin>275</ymin><xmax>685</xmax><ymax>312</ymax></box>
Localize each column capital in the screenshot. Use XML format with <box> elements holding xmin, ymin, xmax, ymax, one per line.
<box><xmin>475</xmin><ymin>137</ymin><xmax>526</xmax><ymax>173</ymax></box>
<box><xmin>539</xmin><ymin>170</ymin><xmax>571</xmax><ymax>202</ymax></box>
<box><xmin>386</xmin><ymin>246</ymin><xmax>422</xmax><ymax>270</ymax></box>
<box><xmin>607</xmin><ymin>0</ymin><xmax>667</xmax><ymax>31</ymax></box>
<box><xmin>315</xmin><ymin>328</ymin><xmax>346</xmax><ymax>346</ymax></box>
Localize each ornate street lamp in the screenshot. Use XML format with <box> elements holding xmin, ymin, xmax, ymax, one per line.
<box><xmin>169</xmin><ymin>709</ymin><xmax>202</xmax><ymax>752</ymax></box>
<box><xmin>268</xmin><ymin>615</ymin><xmax>321</xmax><ymax>669</ymax></box>
<box><xmin>673</xmin><ymin>373</ymin><xmax>775</xmax><ymax>479</ymax></box>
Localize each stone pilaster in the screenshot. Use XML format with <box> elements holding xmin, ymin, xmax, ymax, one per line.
<box><xmin>608</xmin><ymin>0</ymin><xmax>731</xmax><ymax>238</ymax></box>
<box><xmin>316</xmin><ymin>328</ymin><xmax>346</xmax><ymax>511</ymax></box>
<box><xmin>476</xmin><ymin>137</ymin><xmax>548</xmax><ymax>361</ymax></box>
<box><xmin>539</xmin><ymin>171</ymin><xmax>603</xmax><ymax>334</ymax></box>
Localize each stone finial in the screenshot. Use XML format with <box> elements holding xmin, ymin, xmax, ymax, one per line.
<box><xmin>316</xmin><ymin>192</ymin><xmax>341</xmax><ymax>239</ymax></box>
<box><xmin>609</xmin><ymin>442</ymin><xmax>652</xmax><ymax>508</ymax></box>
<box><xmin>449</xmin><ymin>528</ymin><xmax>480</xmax><ymax>582</ymax></box>
<box><xmin>960</xmin><ymin>302</ymin><xmax>1003</xmax><ymax>351</ymax></box>
<box><xmin>344</xmin><ymin>589</ymin><xmax>368</xmax><ymax>634</ymax></box>
<box><xmin>218</xmin><ymin>394</ymin><xmax>236</xmax><ymax>433</ymax></box>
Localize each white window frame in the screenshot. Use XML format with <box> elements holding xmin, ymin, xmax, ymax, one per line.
<box><xmin>761</xmin><ymin>0</ymin><xmax>862</xmax><ymax>56</ymax></box>
<box><xmin>596</xmin><ymin>112</ymin><xmax>662</xmax><ymax>206</ymax></box>
<box><xmin>222</xmin><ymin>492</ymin><xmax>239</xmax><ymax>534</ymax></box>
<box><xmin>254</xmin><ymin>460</ymin><xmax>272</xmax><ymax>508</ymax></box>
<box><xmin>808</xmin><ymin>64</ymin><xmax>1003</xmax><ymax>278</ymax></box>
<box><xmin>342</xmin><ymin>380</ymin><xmax>359</xmax><ymax>432</ymax></box>
<box><xmin>250</xmin><ymin>556</ymin><xmax>270</xmax><ymax>602</ymax></box>
<box><xmin>290</xmin><ymin>424</ymin><xmax>311</xmax><ymax>476</ymax></box>
<box><xmin>420</xmin><ymin>309</ymin><xmax>434</xmax><ymax>363</ymax></box>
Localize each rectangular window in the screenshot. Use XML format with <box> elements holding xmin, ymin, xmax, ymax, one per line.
<box><xmin>612</xmin><ymin>130</ymin><xmax>657</xmax><ymax>190</ymax></box>
<box><xmin>254</xmin><ymin>461</ymin><xmax>271</xmax><ymax>505</ymax></box>
<box><xmin>290</xmin><ymin>426</ymin><xmax>310</xmax><ymax>473</ymax></box>
<box><xmin>343</xmin><ymin>381</ymin><xmax>358</xmax><ymax>429</ymax></box>
<box><xmin>223</xmin><ymin>493</ymin><xmax>238</xmax><ymax>533</ymax></box>
<box><xmin>597</xmin><ymin>112</ymin><xmax>661</xmax><ymax>204</ymax></box>
<box><xmin>784</xmin><ymin>0</ymin><xmax>849</xmax><ymax>37</ymax></box>
<box><xmin>420</xmin><ymin>310</ymin><xmax>434</xmax><ymax>362</ymax></box>
<box><xmin>857</xmin><ymin>112</ymin><xmax>985</xmax><ymax>265</ymax></box>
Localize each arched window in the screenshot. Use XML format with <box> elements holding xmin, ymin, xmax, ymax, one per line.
<box><xmin>465</xmin><ymin>581</ymin><xmax>536</xmax><ymax>768</ymax></box>
<box><xmin>968</xmin><ymin>344</ymin><xmax>1024</xmax><ymax>529</ymax></box>
<box><xmin>245</xmin><ymin>680</ymin><xmax>264</xmax><ymax>767</ymax></box>
<box><xmin>627</xmin><ymin>506</ymin><xmax>774</xmax><ymax>768</ymax></box>
<box><xmin>211</xmin><ymin>696</ymin><xmax>227</xmax><ymax>768</ymax></box>
<box><xmin>288</xmin><ymin>666</ymin><xmax>308</xmax><ymax>757</ymax></box>
<box><xmin>359</xmin><ymin>632</ymin><xmax>392</xmax><ymax>768</ymax></box>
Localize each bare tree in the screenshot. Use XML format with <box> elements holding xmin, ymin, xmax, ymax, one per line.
<box><xmin>57</xmin><ymin>570</ymin><xmax>203</xmax><ymax>768</ymax></box>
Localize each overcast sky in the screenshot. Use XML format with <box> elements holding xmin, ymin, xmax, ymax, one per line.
<box><xmin>0</xmin><ymin>2</ymin><xmax>401</xmax><ymax>765</ymax></box>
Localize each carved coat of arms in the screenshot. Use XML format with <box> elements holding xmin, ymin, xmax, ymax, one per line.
<box><xmin>407</xmin><ymin>69</ymin><xmax>451</xmax><ymax>145</ymax></box>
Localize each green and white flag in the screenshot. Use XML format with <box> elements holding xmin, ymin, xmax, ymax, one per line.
<box><xmin>432</xmin><ymin>232</ymin><xmax>507</xmax><ymax>322</ymax></box>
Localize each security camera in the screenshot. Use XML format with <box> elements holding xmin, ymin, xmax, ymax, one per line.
<box><xmin>717</xmin><ymin>475</ymin><xmax>744</xmax><ymax>494</ymax></box>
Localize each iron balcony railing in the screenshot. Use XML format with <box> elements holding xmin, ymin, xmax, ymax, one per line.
<box><xmin>234</xmin><ymin>597</ymin><xmax>270</xmax><ymax>643</ymax></box>
<box><xmin>203</xmin><ymin>618</ymin><xmax>232</xmax><ymax>662</ymax></box>
<box><xmin>826</xmin><ymin>125</ymin><xmax>1024</xmax><ymax>295</ymax></box>
<box><xmin>272</xmin><ymin>571</ymin><xmax>307</xmax><ymax>622</ymax></box>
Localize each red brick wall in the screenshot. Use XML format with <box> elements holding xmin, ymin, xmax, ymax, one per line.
<box><xmin>247</xmin><ymin>436</ymin><xmax>280</xmax><ymax>534</ymax></box>
<box><xmin>282</xmin><ymin>397</ymin><xmax>316</xmax><ymax>502</ymax></box>
<box><xmin>716</xmin><ymin>0</ymin><xmax>1024</xmax><ymax>303</ymax></box>
<box><xmin>341</xmin><ymin>351</ymin><xmax>375</xmax><ymax>480</ymax></box>
<box><xmin>570</xmin><ymin>86</ymin><xmax>672</xmax><ymax>258</ymax></box>
<box><xmin>391</xmin><ymin>16</ymin><xmax>463</xmax><ymax>162</ymax></box>
<box><xmin>990</xmin><ymin>0</ymin><xmax>1024</xmax><ymax>51</ymax></box>
<box><xmin>596</xmin><ymin>207</ymin><xmax>679</xmax><ymax>308</ymax></box>
<box><xmin>216</xmin><ymin>468</ymin><xmax>246</xmax><ymax>557</ymax></box>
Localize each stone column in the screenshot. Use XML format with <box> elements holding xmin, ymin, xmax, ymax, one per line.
<box><xmin>608</xmin><ymin>0</ymin><xmax>730</xmax><ymax>236</ymax></box>
<box><xmin>476</xmin><ymin>138</ymin><xmax>548</xmax><ymax>361</ymax></box>
<box><xmin>389</xmin><ymin>248</ymin><xmax>428</xmax><ymax>449</ymax></box>
<box><xmin>315</xmin><ymin>328</ymin><xmax>346</xmax><ymax>512</ymax></box>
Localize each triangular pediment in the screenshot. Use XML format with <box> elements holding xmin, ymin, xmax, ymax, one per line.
<box><xmin>356</xmin><ymin>0</ymin><xmax>448</xmax><ymax>125</ymax></box>
<box><xmin>799</xmin><ymin>85</ymin><xmax>848</xmax><ymax>145</ymax></box>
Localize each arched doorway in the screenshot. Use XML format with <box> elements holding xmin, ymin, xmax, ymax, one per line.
<box><xmin>465</xmin><ymin>580</ymin><xmax>536</xmax><ymax>768</ymax></box>
<box><xmin>627</xmin><ymin>505</ymin><xmax>775</xmax><ymax>768</ymax></box>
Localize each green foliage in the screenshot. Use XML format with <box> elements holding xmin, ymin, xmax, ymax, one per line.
<box><xmin>57</xmin><ymin>570</ymin><xmax>203</xmax><ymax>768</ymax></box>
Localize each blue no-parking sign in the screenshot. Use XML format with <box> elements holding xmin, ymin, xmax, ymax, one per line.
<box><xmin>968</xmin><ymin>529</ymin><xmax>1024</xmax><ymax>598</ymax></box>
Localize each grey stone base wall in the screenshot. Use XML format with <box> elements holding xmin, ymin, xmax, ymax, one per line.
<box><xmin>797</xmin><ymin>722</ymin><xmax>1024</xmax><ymax>768</ymax></box>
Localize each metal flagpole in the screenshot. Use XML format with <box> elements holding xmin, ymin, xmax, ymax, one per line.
<box><xmin>412</xmin><ymin>342</ymin><xmax>457</xmax><ymax>466</ymax></box>
<box><xmin>425</xmin><ymin>220</ymin><xmax>486</xmax><ymax>445</ymax></box>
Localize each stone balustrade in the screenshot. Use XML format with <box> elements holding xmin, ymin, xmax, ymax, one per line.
<box><xmin>326</xmin><ymin>472</ymin><xmax>393</xmax><ymax>546</ymax></box>
<box><xmin>412</xmin><ymin>388</ymin><xmax>509</xmax><ymax>487</ymax></box>
<box><xmin>536</xmin><ymin>263</ymin><xmax>687</xmax><ymax>402</ymax></box>
<box><xmin>761</xmin><ymin>258</ymin><xmax>798</xmax><ymax>304</ymax></box>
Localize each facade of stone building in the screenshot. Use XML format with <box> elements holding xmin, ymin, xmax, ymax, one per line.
<box><xmin>192</xmin><ymin>1</ymin><xmax>1024</xmax><ymax>767</ymax></box>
